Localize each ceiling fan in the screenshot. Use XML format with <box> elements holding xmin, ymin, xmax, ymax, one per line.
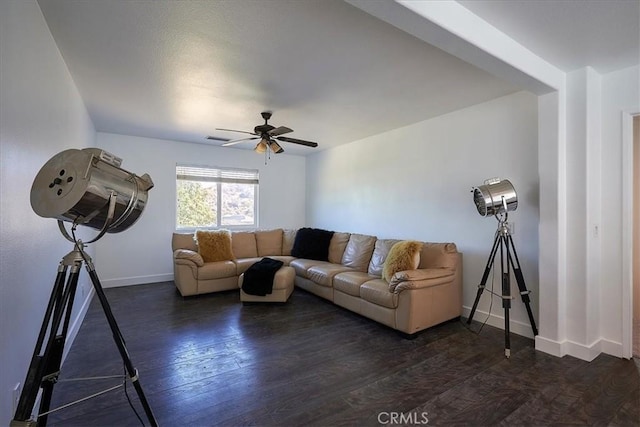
<box><xmin>210</xmin><ymin>111</ymin><xmax>318</xmax><ymax>154</ymax></box>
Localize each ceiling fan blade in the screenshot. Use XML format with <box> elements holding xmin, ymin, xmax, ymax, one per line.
<box><xmin>205</xmin><ymin>135</ymin><xmax>231</xmax><ymax>142</ymax></box>
<box><xmin>216</xmin><ymin>128</ymin><xmax>258</xmax><ymax>136</ymax></box>
<box><xmin>276</xmin><ymin>136</ymin><xmax>318</xmax><ymax>148</ymax></box>
<box><xmin>222</xmin><ymin>136</ymin><xmax>259</xmax><ymax>147</ymax></box>
<box><xmin>268</xmin><ymin>126</ymin><xmax>293</xmax><ymax>137</ymax></box>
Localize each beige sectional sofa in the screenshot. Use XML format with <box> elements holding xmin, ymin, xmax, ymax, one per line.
<box><xmin>171</xmin><ymin>228</ymin><xmax>462</xmax><ymax>335</ymax></box>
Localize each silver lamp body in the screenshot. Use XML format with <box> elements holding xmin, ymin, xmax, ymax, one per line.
<box><xmin>472</xmin><ymin>178</ymin><xmax>518</xmax><ymax>217</ymax></box>
<box><xmin>30</xmin><ymin>148</ymin><xmax>154</xmax><ymax>233</ymax></box>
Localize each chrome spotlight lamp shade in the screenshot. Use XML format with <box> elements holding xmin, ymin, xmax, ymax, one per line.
<box><xmin>30</xmin><ymin>148</ymin><xmax>154</xmax><ymax>239</ymax></box>
<box><xmin>472</xmin><ymin>178</ymin><xmax>517</xmax><ymax>217</ymax></box>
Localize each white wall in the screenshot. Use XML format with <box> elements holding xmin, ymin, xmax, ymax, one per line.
<box><xmin>94</xmin><ymin>132</ymin><xmax>307</xmax><ymax>287</ymax></box>
<box><xmin>0</xmin><ymin>1</ymin><xmax>96</xmax><ymax>423</ymax></box>
<box><xmin>600</xmin><ymin>65</ymin><xmax>640</xmax><ymax>350</ymax></box>
<box><xmin>306</xmin><ymin>91</ymin><xmax>540</xmax><ymax>336</ymax></box>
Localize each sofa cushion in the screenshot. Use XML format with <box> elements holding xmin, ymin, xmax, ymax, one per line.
<box><xmin>235</xmin><ymin>257</ymin><xmax>263</xmax><ymax>275</ymax></box>
<box><xmin>282</xmin><ymin>229</ymin><xmax>297</xmax><ymax>256</ymax></box>
<box><xmin>382</xmin><ymin>240</ymin><xmax>423</xmax><ymax>282</ymax></box>
<box><xmin>198</xmin><ymin>260</ymin><xmax>237</xmax><ymax>280</ymax></box>
<box><xmin>334</xmin><ymin>271</ymin><xmax>373</xmax><ymax>297</ymax></box>
<box><xmin>291</xmin><ymin>227</ymin><xmax>334</xmax><ymax>261</ymax></box>
<box><xmin>232</xmin><ymin>232</ymin><xmax>258</xmax><ymax>259</ymax></box>
<box><xmin>328</xmin><ymin>232</ymin><xmax>351</xmax><ymax>264</ymax></box>
<box><xmin>290</xmin><ymin>259</ymin><xmax>331</xmax><ymax>278</ymax></box>
<box><xmin>172</xmin><ymin>233</ymin><xmax>198</xmax><ymax>252</ymax></box>
<box><xmin>341</xmin><ymin>234</ymin><xmax>377</xmax><ymax>272</ymax></box>
<box><xmin>368</xmin><ymin>239</ymin><xmax>400</xmax><ymax>277</ymax></box>
<box><xmin>360</xmin><ymin>280</ymin><xmax>399</xmax><ymax>309</ymax></box>
<box><xmin>256</xmin><ymin>229</ymin><xmax>283</xmax><ymax>256</ymax></box>
<box><xmin>195</xmin><ymin>229</ymin><xmax>234</xmax><ymax>262</ymax></box>
<box><xmin>307</xmin><ymin>264</ymin><xmax>354</xmax><ymax>287</ymax></box>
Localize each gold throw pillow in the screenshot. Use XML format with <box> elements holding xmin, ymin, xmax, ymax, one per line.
<box><xmin>382</xmin><ymin>240</ymin><xmax>423</xmax><ymax>282</ymax></box>
<box><xmin>195</xmin><ymin>229</ymin><xmax>234</xmax><ymax>262</ymax></box>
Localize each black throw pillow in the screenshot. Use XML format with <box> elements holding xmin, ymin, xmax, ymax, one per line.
<box><xmin>291</xmin><ymin>228</ymin><xmax>334</xmax><ymax>261</ymax></box>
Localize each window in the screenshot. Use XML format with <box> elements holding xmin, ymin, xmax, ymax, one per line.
<box><xmin>176</xmin><ymin>164</ymin><xmax>258</xmax><ymax>229</ymax></box>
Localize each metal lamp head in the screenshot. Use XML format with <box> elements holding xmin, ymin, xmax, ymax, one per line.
<box><xmin>30</xmin><ymin>148</ymin><xmax>154</xmax><ymax>237</ymax></box>
<box><xmin>472</xmin><ymin>178</ymin><xmax>517</xmax><ymax>217</ymax></box>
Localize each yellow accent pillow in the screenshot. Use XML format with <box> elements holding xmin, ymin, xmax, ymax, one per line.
<box><xmin>195</xmin><ymin>229</ymin><xmax>234</xmax><ymax>262</ymax></box>
<box><xmin>382</xmin><ymin>240</ymin><xmax>423</xmax><ymax>282</ymax></box>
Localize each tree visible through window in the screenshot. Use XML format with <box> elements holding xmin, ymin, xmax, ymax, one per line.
<box><xmin>176</xmin><ymin>165</ymin><xmax>258</xmax><ymax>229</ymax></box>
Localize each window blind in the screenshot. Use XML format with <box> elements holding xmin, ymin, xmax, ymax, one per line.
<box><xmin>176</xmin><ymin>165</ymin><xmax>259</xmax><ymax>184</ymax></box>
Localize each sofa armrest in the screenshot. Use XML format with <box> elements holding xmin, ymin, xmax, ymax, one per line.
<box><xmin>174</xmin><ymin>249</ymin><xmax>204</xmax><ymax>267</ymax></box>
<box><xmin>389</xmin><ymin>268</ymin><xmax>455</xmax><ymax>293</ymax></box>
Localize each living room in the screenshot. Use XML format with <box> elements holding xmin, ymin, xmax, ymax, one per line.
<box><xmin>1</xmin><ymin>0</ymin><xmax>639</xmax><ymax>425</ymax></box>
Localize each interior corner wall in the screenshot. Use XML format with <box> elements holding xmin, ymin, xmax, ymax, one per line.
<box><xmin>563</xmin><ymin>67</ymin><xmax>603</xmax><ymax>358</ymax></box>
<box><xmin>305</xmin><ymin>91</ymin><xmax>540</xmax><ymax>336</ymax></box>
<box><xmin>600</xmin><ymin>64</ymin><xmax>640</xmax><ymax>354</ymax></box>
<box><xmin>535</xmin><ymin>89</ymin><xmax>566</xmax><ymax>354</ymax></box>
<box><xmin>0</xmin><ymin>1</ymin><xmax>96</xmax><ymax>423</ymax></box>
<box><xmin>634</xmin><ymin>115</ymin><xmax>640</xmax><ymax>325</ymax></box>
<box><xmin>94</xmin><ymin>132</ymin><xmax>307</xmax><ymax>288</ymax></box>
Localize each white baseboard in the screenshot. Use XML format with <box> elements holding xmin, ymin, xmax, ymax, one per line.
<box><xmin>101</xmin><ymin>273</ymin><xmax>174</xmax><ymax>288</ymax></box>
<box><xmin>462</xmin><ymin>305</ymin><xmax>536</xmax><ymax>339</ymax></box>
<box><xmin>463</xmin><ymin>305</ymin><xmax>626</xmax><ymax>361</ymax></box>
<box><xmin>534</xmin><ymin>335</ymin><xmax>623</xmax><ymax>361</ymax></box>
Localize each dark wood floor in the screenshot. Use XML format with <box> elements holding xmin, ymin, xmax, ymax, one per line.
<box><xmin>44</xmin><ymin>282</ymin><xmax>639</xmax><ymax>426</ymax></box>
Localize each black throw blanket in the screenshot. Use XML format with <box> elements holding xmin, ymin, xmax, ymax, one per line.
<box><xmin>242</xmin><ymin>258</ymin><xmax>284</xmax><ymax>296</ymax></box>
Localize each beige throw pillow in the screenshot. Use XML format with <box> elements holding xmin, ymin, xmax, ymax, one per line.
<box><xmin>382</xmin><ymin>240</ymin><xmax>423</xmax><ymax>282</ymax></box>
<box><xmin>195</xmin><ymin>229</ymin><xmax>234</xmax><ymax>262</ymax></box>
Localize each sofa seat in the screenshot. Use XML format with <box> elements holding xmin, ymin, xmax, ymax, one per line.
<box><xmin>306</xmin><ymin>264</ymin><xmax>354</xmax><ymax>287</ymax></box>
<box><xmin>333</xmin><ymin>271</ymin><xmax>373</xmax><ymax>296</ymax></box>
<box><xmin>289</xmin><ymin>259</ymin><xmax>332</xmax><ymax>278</ymax></box>
<box><xmin>360</xmin><ymin>280</ymin><xmax>398</xmax><ymax>309</ymax></box>
<box><xmin>195</xmin><ymin>260</ymin><xmax>236</xmax><ymax>280</ymax></box>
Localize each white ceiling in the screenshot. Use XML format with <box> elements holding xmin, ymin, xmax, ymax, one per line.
<box><xmin>458</xmin><ymin>0</ymin><xmax>640</xmax><ymax>74</ymax></box>
<box><xmin>37</xmin><ymin>0</ymin><xmax>639</xmax><ymax>155</ymax></box>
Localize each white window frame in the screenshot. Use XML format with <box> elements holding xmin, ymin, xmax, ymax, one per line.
<box><xmin>176</xmin><ymin>164</ymin><xmax>259</xmax><ymax>231</ymax></box>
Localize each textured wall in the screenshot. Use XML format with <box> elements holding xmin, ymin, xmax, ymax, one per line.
<box><xmin>306</xmin><ymin>91</ymin><xmax>539</xmax><ymax>337</ymax></box>
<box><xmin>0</xmin><ymin>1</ymin><xmax>95</xmax><ymax>422</ymax></box>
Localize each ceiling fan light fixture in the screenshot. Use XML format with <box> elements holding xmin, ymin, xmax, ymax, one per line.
<box><xmin>269</xmin><ymin>140</ymin><xmax>284</xmax><ymax>154</ymax></box>
<box><xmin>254</xmin><ymin>139</ymin><xmax>268</xmax><ymax>153</ymax></box>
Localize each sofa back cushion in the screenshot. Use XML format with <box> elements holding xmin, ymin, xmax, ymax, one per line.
<box><xmin>172</xmin><ymin>233</ymin><xmax>198</xmax><ymax>252</ymax></box>
<box><xmin>232</xmin><ymin>232</ymin><xmax>258</xmax><ymax>258</ymax></box>
<box><xmin>341</xmin><ymin>234</ymin><xmax>377</xmax><ymax>272</ymax></box>
<box><xmin>419</xmin><ymin>242</ymin><xmax>459</xmax><ymax>269</ymax></box>
<box><xmin>368</xmin><ymin>239</ymin><xmax>400</xmax><ymax>277</ymax></box>
<box><xmin>282</xmin><ymin>229</ymin><xmax>297</xmax><ymax>256</ymax></box>
<box><xmin>328</xmin><ymin>232</ymin><xmax>351</xmax><ymax>264</ymax></box>
<box><xmin>291</xmin><ymin>227</ymin><xmax>334</xmax><ymax>261</ymax></box>
<box><xmin>256</xmin><ymin>229</ymin><xmax>283</xmax><ymax>256</ymax></box>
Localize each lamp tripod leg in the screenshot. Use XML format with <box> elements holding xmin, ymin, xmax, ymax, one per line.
<box><xmin>12</xmin><ymin>261</ymin><xmax>81</xmax><ymax>427</ymax></box>
<box><xmin>502</xmin><ymin>235</ymin><xmax>512</xmax><ymax>358</ymax></box>
<box><xmin>467</xmin><ymin>231</ymin><xmax>501</xmax><ymax>325</ymax></box>
<box><xmin>85</xmin><ymin>265</ymin><xmax>158</xmax><ymax>426</ymax></box>
<box><xmin>506</xmin><ymin>234</ymin><xmax>538</xmax><ymax>336</ymax></box>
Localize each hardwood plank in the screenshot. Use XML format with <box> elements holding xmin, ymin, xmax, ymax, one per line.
<box><xmin>41</xmin><ymin>282</ymin><xmax>639</xmax><ymax>426</ymax></box>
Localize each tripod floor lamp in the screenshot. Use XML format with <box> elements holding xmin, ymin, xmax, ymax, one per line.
<box><xmin>11</xmin><ymin>148</ymin><xmax>158</xmax><ymax>426</ymax></box>
<box><xmin>467</xmin><ymin>178</ymin><xmax>538</xmax><ymax>358</ymax></box>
